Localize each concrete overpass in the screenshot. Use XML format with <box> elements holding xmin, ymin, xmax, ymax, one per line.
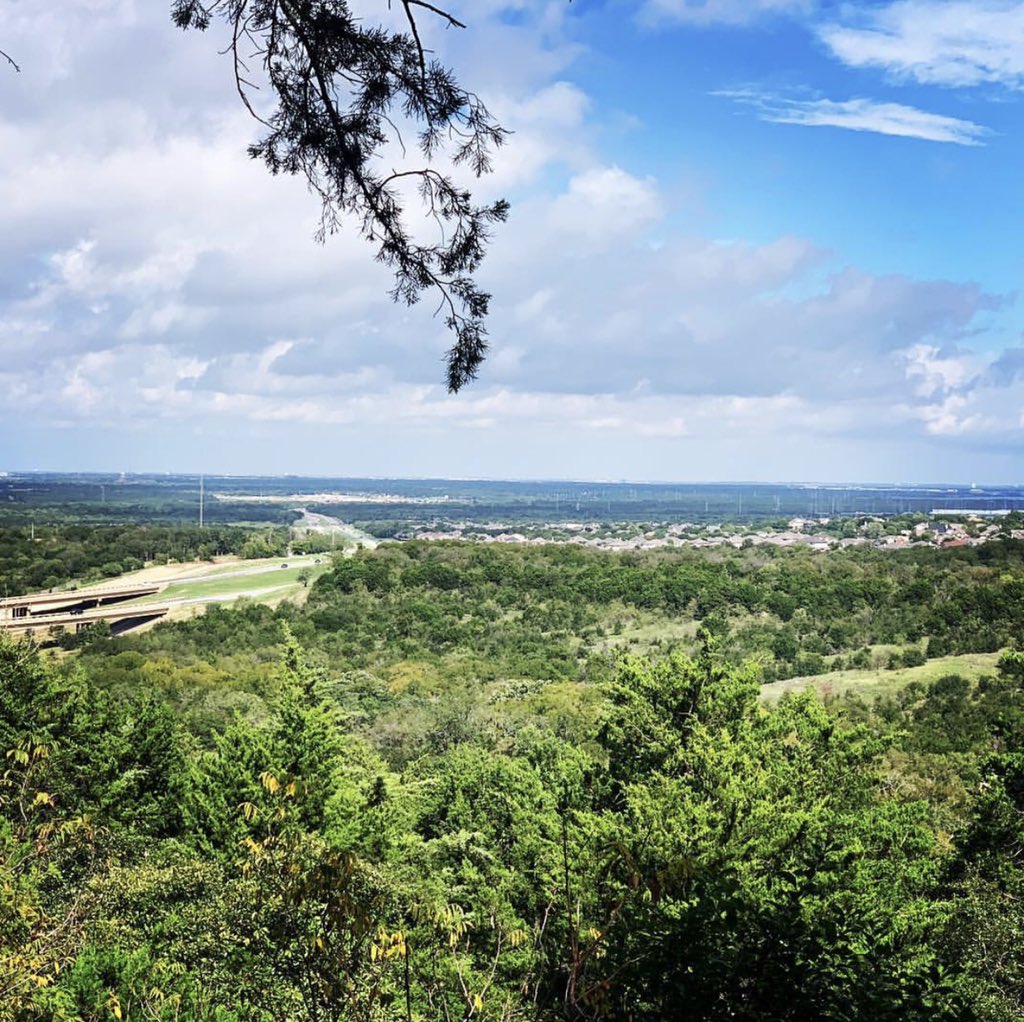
<box><xmin>0</xmin><ymin>603</ymin><xmax>171</xmax><ymax>640</ymax></box>
<box><xmin>0</xmin><ymin>582</ymin><xmax>169</xmax><ymax>641</ymax></box>
<box><xmin>0</xmin><ymin>582</ymin><xmax>164</xmax><ymax>620</ymax></box>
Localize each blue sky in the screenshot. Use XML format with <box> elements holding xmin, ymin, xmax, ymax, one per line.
<box><xmin>1</xmin><ymin>1</ymin><xmax>1024</xmax><ymax>482</ymax></box>
<box><xmin>575</xmin><ymin>2</ymin><xmax>1022</xmax><ymax>285</ymax></box>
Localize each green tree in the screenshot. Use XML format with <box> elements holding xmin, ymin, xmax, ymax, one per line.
<box><xmin>560</xmin><ymin>640</ymin><xmax>962</xmax><ymax>1020</ymax></box>
<box><xmin>996</xmin><ymin>649</ymin><xmax>1024</xmax><ymax>682</ymax></box>
<box><xmin>944</xmin><ymin>754</ymin><xmax>1024</xmax><ymax>1021</ymax></box>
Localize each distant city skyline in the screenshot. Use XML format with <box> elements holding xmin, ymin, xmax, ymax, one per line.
<box><xmin>4</xmin><ymin>471</ymin><xmax>1023</xmax><ymax>493</ymax></box>
<box><xmin>2</xmin><ymin>2</ymin><xmax>1023</xmax><ymax>482</ymax></box>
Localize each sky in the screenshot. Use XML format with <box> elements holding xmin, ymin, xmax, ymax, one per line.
<box><xmin>2</xmin><ymin>0</ymin><xmax>1024</xmax><ymax>483</ymax></box>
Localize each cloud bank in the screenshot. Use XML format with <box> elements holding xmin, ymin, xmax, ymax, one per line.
<box><xmin>821</xmin><ymin>2</ymin><xmax>1024</xmax><ymax>89</ymax></box>
<box><xmin>0</xmin><ymin>1</ymin><xmax>1021</xmax><ymax>480</ymax></box>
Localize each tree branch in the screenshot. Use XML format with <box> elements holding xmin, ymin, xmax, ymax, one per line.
<box><xmin>173</xmin><ymin>0</ymin><xmax>507</xmax><ymax>392</ymax></box>
<box><xmin>405</xmin><ymin>0</ymin><xmax>466</xmax><ymax>29</ymax></box>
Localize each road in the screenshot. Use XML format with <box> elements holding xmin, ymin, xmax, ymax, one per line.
<box><xmin>293</xmin><ymin>508</ymin><xmax>379</xmax><ymax>551</ymax></box>
<box><xmin>23</xmin><ymin>513</ymin><xmax>380</xmax><ymax>634</ymax></box>
<box><xmin>158</xmin><ymin>554</ymin><xmax>323</xmax><ymax>585</ymax></box>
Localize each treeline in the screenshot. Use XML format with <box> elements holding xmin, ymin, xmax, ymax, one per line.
<box><xmin>71</xmin><ymin>539</ymin><xmax>1024</xmax><ymax>755</ymax></box>
<box><xmin>0</xmin><ymin>524</ymin><xmax>291</xmax><ymax>596</ymax></box>
<box><xmin>4</xmin><ymin>626</ymin><xmax>1024</xmax><ymax>1020</ymax></box>
<box><xmin>309</xmin><ymin>540</ymin><xmax>1024</xmax><ymax>678</ymax></box>
<box><xmin>5</xmin><ymin>536</ymin><xmax>1024</xmax><ymax>1017</ymax></box>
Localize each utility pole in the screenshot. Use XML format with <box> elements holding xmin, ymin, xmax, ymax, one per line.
<box><xmin>199</xmin><ymin>474</ymin><xmax>205</xmax><ymax>529</ymax></box>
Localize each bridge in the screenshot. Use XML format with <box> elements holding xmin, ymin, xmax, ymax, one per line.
<box><xmin>0</xmin><ymin>582</ymin><xmax>163</xmax><ymax>618</ymax></box>
<box><xmin>0</xmin><ymin>582</ymin><xmax>170</xmax><ymax>640</ymax></box>
<box><xmin>0</xmin><ymin>603</ymin><xmax>172</xmax><ymax>640</ymax></box>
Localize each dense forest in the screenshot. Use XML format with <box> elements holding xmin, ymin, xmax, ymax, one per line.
<box><xmin>0</xmin><ymin>526</ymin><xmax>290</xmax><ymax>597</ymax></box>
<box><xmin>3</xmin><ymin>534</ymin><xmax>1024</xmax><ymax>1019</ymax></box>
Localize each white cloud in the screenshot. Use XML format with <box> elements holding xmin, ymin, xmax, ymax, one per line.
<box><xmin>547</xmin><ymin>166</ymin><xmax>662</xmax><ymax>244</ymax></box>
<box><xmin>915</xmin><ymin>393</ymin><xmax>985</xmax><ymax>436</ymax></box>
<box><xmin>473</xmin><ymin>82</ymin><xmax>594</xmax><ymax>196</ymax></box>
<box><xmin>903</xmin><ymin>343</ymin><xmax>979</xmax><ymax>397</ymax></box>
<box><xmin>668</xmin><ymin>235</ymin><xmax>824</xmax><ymax>293</ymax></box>
<box><xmin>721</xmin><ymin>91</ymin><xmax>991</xmax><ymax>145</ymax></box>
<box><xmin>3</xmin><ymin>137</ymin><xmax>1006</xmax><ymax>448</ymax></box>
<box><xmin>1</xmin><ymin>0</ymin><xmax>1022</xmax><ymax>479</ymax></box>
<box><xmin>821</xmin><ymin>2</ymin><xmax>1024</xmax><ymax>88</ymax></box>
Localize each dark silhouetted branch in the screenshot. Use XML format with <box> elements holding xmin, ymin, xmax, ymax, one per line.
<box><xmin>172</xmin><ymin>0</ymin><xmax>509</xmax><ymax>392</ymax></box>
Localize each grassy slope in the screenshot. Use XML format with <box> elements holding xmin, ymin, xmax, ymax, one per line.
<box><xmin>152</xmin><ymin>564</ymin><xmax>325</xmax><ymax>602</ymax></box>
<box><xmin>762</xmin><ymin>652</ymin><xmax>1003</xmax><ymax>702</ymax></box>
<box><xmin>116</xmin><ymin>555</ymin><xmax>331</xmax><ymax>609</ymax></box>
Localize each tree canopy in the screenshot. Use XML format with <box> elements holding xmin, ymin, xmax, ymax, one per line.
<box><xmin>4</xmin><ymin>530</ymin><xmax>1024</xmax><ymax>1017</ymax></box>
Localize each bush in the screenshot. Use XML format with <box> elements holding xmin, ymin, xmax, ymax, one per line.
<box><xmin>902</xmin><ymin>647</ymin><xmax>926</xmax><ymax>668</ymax></box>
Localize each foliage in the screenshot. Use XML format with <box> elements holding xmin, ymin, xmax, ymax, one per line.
<box><xmin>0</xmin><ymin>523</ymin><xmax>289</xmax><ymax>597</ymax></box>
<box><xmin>171</xmin><ymin>0</ymin><xmax>510</xmax><ymax>391</ymax></box>
<box><xmin>3</xmin><ymin>532</ymin><xmax>1024</xmax><ymax>1018</ymax></box>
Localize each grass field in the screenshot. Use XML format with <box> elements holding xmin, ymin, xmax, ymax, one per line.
<box><xmin>762</xmin><ymin>652</ymin><xmax>1003</xmax><ymax>702</ymax></box>
<box><xmin>600</xmin><ymin>612</ymin><xmax>701</xmax><ymax>652</ymax></box>
<box><xmin>130</xmin><ymin>555</ymin><xmax>331</xmax><ymax>608</ymax></box>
